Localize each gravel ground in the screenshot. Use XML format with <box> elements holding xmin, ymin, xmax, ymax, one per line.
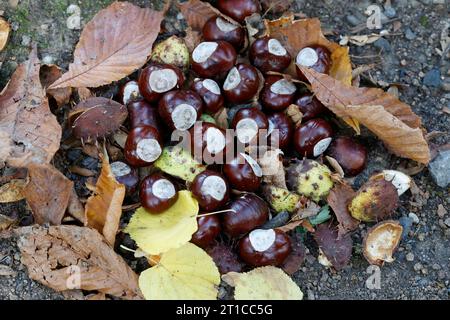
<box><xmin>0</xmin><ymin>0</ymin><xmax>449</xmax><ymax>300</ymax></box>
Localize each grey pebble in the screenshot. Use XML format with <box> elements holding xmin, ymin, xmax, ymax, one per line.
<box><xmin>428</xmin><ymin>150</ymin><xmax>450</xmax><ymax>187</ymax></box>
<box><xmin>423</xmin><ymin>68</ymin><xmax>442</xmax><ymax>87</ymax></box>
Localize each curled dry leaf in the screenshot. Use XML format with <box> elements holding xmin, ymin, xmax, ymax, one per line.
<box><xmin>67</xmin><ymin>188</ymin><xmax>85</xmax><ymax>223</ymax></box>
<box><xmin>285</xmin><ymin>104</ymin><xmax>303</xmax><ymax>127</ymax></box>
<box><xmin>0</xmin><ymin>47</ymin><xmax>61</xmax><ymax>167</ymax></box>
<box><xmin>139</xmin><ymin>243</ymin><xmax>220</xmax><ymax>300</ymax></box>
<box><xmin>363</xmin><ymin>220</ymin><xmax>403</xmax><ymax>266</ymax></box>
<box><xmin>39</xmin><ymin>64</ymin><xmax>72</xmax><ymax>107</ymax></box>
<box><xmin>16</xmin><ymin>225</ymin><xmax>142</xmax><ymax>299</ymax></box>
<box><xmin>179</xmin><ymin>0</ymin><xmax>240</xmax><ymax>33</ymax></box>
<box><xmin>0</xmin><ymin>214</ymin><xmax>17</xmax><ymax>231</ymax></box>
<box><xmin>222</xmin><ymin>266</ymin><xmax>303</xmax><ymax>300</ymax></box>
<box><xmin>0</xmin><ymin>179</ymin><xmax>26</xmax><ymax>203</ymax></box>
<box><xmin>266</xmin><ymin>16</ymin><xmax>352</xmax><ymax>86</ymax></box>
<box><xmin>0</xmin><ymin>17</ymin><xmax>10</xmax><ymax>52</ymax></box>
<box><xmin>326</xmin><ymin>183</ymin><xmax>359</xmax><ymax>239</ymax></box>
<box><xmin>22</xmin><ymin>163</ymin><xmax>73</xmax><ymax>225</ymax></box>
<box><xmin>300</xmin><ymin>67</ymin><xmax>430</xmax><ymax>164</ymax></box>
<box><xmin>281</xmin><ymin>234</ymin><xmax>306</xmax><ymax>275</ymax></box>
<box><xmin>70</xmin><ymin>97</ymin><xmax>128</xmax><ymax>140</ymax></box>
<box><xmin>49</xmin><ymin>2</ymin><xmax>167</xmax><ymax>89</ymax></box>
<box><xmin>314</xmin><ymin>222</ymin><xmax>353</xmax><ymax>271</ymax></box>
<box><xmin>125</xmin><ymin>191</ymin><xmax>199</xmax><ymax>255</ymax></box>
<box><xmin>258</xmin><ymin>148</ymin><xmax>287</xmax><ymax>189</ymax></box>
<box><xmin>84</xmin><ymin>149</ymin><xmax>125</xmax><ymax>247</ymax></box>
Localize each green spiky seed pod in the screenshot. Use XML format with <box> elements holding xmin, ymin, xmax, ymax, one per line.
<box><xmin>154</xmin><ymin>146</ymin><xmax>206</xmax><ymax>182</ymax></box>
<box><xmin>287</xmin><ymin>160</ymin><xmax>333</xmax><ymax>202</ymax></box>
<box><xmin>348</xmin><ymin>177</ymin><xmax>399</xmax><ymax>222</ymax></box>
<box><xmin>151</xmin><ymin>36</ymin><xmax>190</xmax><ymax>71</ymax></box>
<box><xmin>262</xmin><ymin>185</ymin><xmax>301</xmax><ymax>213</ymax></box>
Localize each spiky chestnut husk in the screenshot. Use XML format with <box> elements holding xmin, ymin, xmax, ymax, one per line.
<box><xmin>262</xmin><ymin>185</ymin><xmax>300</xmax><ymax>213</ymax></box>
<box><xmin>287</xmin><ymin>159</ymin><xmax>333</xmax><ymax>202</ymax></box>
<box><xmin>153</xmin><ymin>146</ymin><xmax>206</xmax><ymax>182</ymax></box>
<box><xmin>150</xmin><ymin>36</ymin><xmax>190</xmax><ymax>71</ymax></box>
<box><xmin>70</xmin><ymin>97</ymin><xmax>127</xmax><ymax>140</ymax></box>
<box><xmin>348</xmin><ymin>177</ymin><xmax>399</xmax><ymax>222</ymax></box>
<box><xmin>363</xmin><ymin>220</ymin><xmax>403</xmax><ymax>266</ymax></box>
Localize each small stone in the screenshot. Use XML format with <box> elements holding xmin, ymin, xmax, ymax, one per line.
<box><xmin>346</xmin><ymin>15</ymin><xmax>361</xmax><ymax>26</ymax></box>
<box><xmin>42</xmin><ymin>55</ymin><xmax>54</xmax><ymax>65</ymax></box>
<box><xmin>405</xmin><ymin>28</ymin><xmax>416</xmax><ymax>40</ymax></box>
<box><xmin>409</xmin><ymin>212</ymin><xmax>420</xmax><ymax>224</ymax></box>
<box><xmin>384</xmin><ymin>6</ymin><xmax>396</xmax><ymax>18</ymax></box>
<box><xmin>414</xmin><ymin>262</ymin><xmax>422</xmax><ymax>272</ymax></box>
<box><xmin>399</xmin><ymin>216</ymin><xmax>413</xmax><ymax>239</ymax></box>
<box><xmin>437</xmin><ymin>204</ymin><xmax>447</xmax><ymax>218</ymax></box>
<box><xmin>444</xmin><ymin>218</ymin><xmax>450</xmax><ymax>227</ymax></box>
<box><xmin>423</xmin><ymin>68</ymin><xmax>442</xmax><ymax>87</ymax></box>
<box><xmin>21</xmin><ymin>35</ymin><xmax>31</xmax><ymax>46</ymax></box>
<box><xmin>374</xmin><ymin>38</ymin><xmax>391</xmax><ymax>52</ymax></box>
<box><xmin>67</xmin><ymin>4</ymin><xmax>81</xmax><ymax>30</ymax></box>
<box><xmin>432</xmin><ymin>263</ymin><xmax>441</xmax><ymax>270</ymax></box>
<box><xmin>429</xmin><ymin>150</ymin><xmax>450</xmax><ymax>187</ymax></box>
<box><xmin>418</xmin><ymin>233</ymin><xmax>425</xmax><ymax>241</ymax></box>
<box><xmin>406</xmin><ymin>252</ymin><xmax>415</xmax><ymax>261</ymax></box>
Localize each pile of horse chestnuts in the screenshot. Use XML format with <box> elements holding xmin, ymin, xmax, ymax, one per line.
<box><xmin>106</xmin><ymin>0</ymin><xmax>369</xmax><ymax>271</ymax></box>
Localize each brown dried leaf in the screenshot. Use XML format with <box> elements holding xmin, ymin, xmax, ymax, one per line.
<box><xmin>281</xmin><ymin>234</ymin><xmax>306</xmax><ymax>275</ymax></box>
<box><xmin>0</xmin><ymin>47</ymin><xmax>61</xmax><ymax>167</ymax></box>
<box><xmin>179</xmin><ymin>0</ymin><xmax>239</xmax><ymax>33</ymax></box>
<box><xmin>258</xmin><ymin>149</ymin><xmax>286</xmax><ymax>189</ymax></box>
<box><xmin>0</xmin><ymin>17</ymin><xmax>10</xmax><ymax>52</ymax></box>
<box><xmin>49</xmin><ymin>2</ymin><xmax>167</xmax><ymax>89</ymax></box>
<box><xmin>17</xmin><ymin>225</ymin><xmax>142</xmax><ymax>299</ymax></box>
<box><xmin>67</xmin><ymin>188</ymin><xmax>85</xmax><ymax>223</ymax></box>
<box><xmin>300</xmin><ymin>67</ymin><xmax>430</xmax><ymax>164</ymax></box>
<box><xmin>285</xmin><ymin>104</ymin><xmax>303</xmax><ymax>127</ymax></box>
<box><xmin>276</xmin><ymin>220</ymin><xmax>303</xmax><ymax>233</ymax></box>
<box><xmin>184</xmin><ymin>27</ymin><xmax>202</xmax><ymax>53</ymax></box>
<box><xmin>0</xmin><ymin>179</ymin><xmax>26</xmax><ymax>203</ymax></box>
<box><xmin>85</xmin><ymin>149</ymin><xmax>125</xmax><ymax>247</ymax></box>
<box><xmin>40</xmin><ymin>64</ymin><xmax>72</xmax><ymax>107</ymax></box>
<box><xmin>327</xmin><ymin>183</ymin><xmax>359</xmax><ymax>238</ymax></box>
<box><xmin>214</xmin><ymin>108</ymin><xmax>229</xmax><ymax>129</ymax></box>
<box><xmin>22</xmin><ymin>163</ymin><xmax>73</xmax><ymax>225</ymax></box>
<box><xmin>0</xmin><ymin>214</ymin><xmax>17</xmax><ymax>231</ymax></box>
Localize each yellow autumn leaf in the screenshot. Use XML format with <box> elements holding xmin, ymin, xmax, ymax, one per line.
<box><xmin>0</xmin><ymin>179</ymin><xmax>26</xmax><ymax>203</ymax></box>
<box><xmin>222</xmin><ymin>266</ymin><xmax>303</xmax><ymax>300</ymax></box>
<box><xmin>139</xmin><ymin>242</ymin><xmax>220</xmax><ymax>300</ymax></box>
<box><xmin>125</xmin><ymin>190</ymin><xmax>199</xmax><ymax>255</ymax></box>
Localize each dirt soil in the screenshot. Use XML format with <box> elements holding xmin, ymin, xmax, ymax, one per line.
<box><xmin>0</xmin><ymin>0</ymin><xmax>449</xmax><ymax>300</ymax></box>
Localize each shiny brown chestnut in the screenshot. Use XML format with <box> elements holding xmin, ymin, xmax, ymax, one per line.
<box><xmin>231</xmin><ymin>107</ymin><xmax>269</xmax><ymax>145</ymax></box>
<box><xmin>138</xmin><ymin>63</ymin><xmax>184</xmax><ymax>103</ymax></box>
<box><xmin>223</xmin><ymin>64</ymin><xmax>260</xmax><ymax>104</ymax></box>
<box><xmin>293</xmin><ymin>118</ymin><xmax>333</xmax><ymax>158</ymax></box>
<box><xmin>118</xmin><ymin>80</ymin><xmax>142</xmax><ymax>105</ymax></box>
<box><xmin>267</xmin><ymin>112</ymin><xmax>294</xmax><ymax>150</ymax></box>
<box><xmin>127</xmin><ymin>100</ymin><xmax>162</xmax><ymax>132</ymax></box>
<box><xmin>203</xmin><ymin>16</ymin><xmax>245</xmax><ymax>51</ymax></box>
<box><xmin>110</xmin><ymin>161</ymin><xmax>139</xmax><ymax>194</ymax></box>
<box><xmin>327</xmin><ymin>136</ymin><xmax>367</xmax><ymax>176</ymax></box>
<box><xmin>249</xmin><ymin>36</ymin><xmax>291</xmax><ymax>73</ymax></box>
<box><xmin>191</xmin><ymin>41</ymin><xmax>237</xmax><ymax>79</ymax></box>
<box><xmin>139</xmin><ymin>173</ymin><xmax>178</xmax><ymax>213</ymax></box>
<box><xmin>189</xmin><ymin>122</ymin><xmax>230</xmax><ymax>164</ymax></box>
<box><xmin>191</xmin><ymin>78</ymin><xmax>224</xmax><ymax>114</ymax></box>
<box><xmin>238</xmin><ymin>229</ymin><xmax>291</xmax><ymax>267</ymax></box>
<box><xmin>216</xmin><ymin>0</ymin><xmax>261</xmax><ymax>24</ymax></box>
<box><xmin>124</xmin><ymin>126</ymin><xmax>163</xmax><ymax>167</ymax></box>
<box><xmin>158</xmin><ymin>90</ymin><xmax>203</xmax><ymax>131</ymax></box>
<box><xmin>294</xmin><ymin>93</ymin><xmax>329</xmax><ymax>121</ymax></box>
<box><xmin>191</xmin><ymin>215</ymin><xmax>222</xmax><ymax>248</ymax></box>
<box><xmin>295</xmin><ymin>45</ymin><xmax>331</xmax><ymax>81</ymax></box>
<box><xmin>191</xmin><ymin>170</ymin><xmax>230</xmax><ymax>211</ymax></box>
<box><xmin>222</xmin><ymin>193</ymin><xmax>269</xmax><ymax>237</ymax></box>
<box><xmin>260</xmin><ymin>75</ymin><xmax>297</xmax><ymax>112</ymax></box>
<box><xmin>223</xmin><ymin>153</ymin><xmax>262</xmax><ymax>192</ymax></box>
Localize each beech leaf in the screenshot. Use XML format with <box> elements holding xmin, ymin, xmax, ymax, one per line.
<box><xmin>17</xmin><ymin>225</ymin><xmax>142</xmax><ymax>299</ymax></box>
<box><xmin>299</xmin><ymin>67</ymin><xmax>430</xmax><ymax>164</ymax></box>
<box><xmin>0</xmin><ymin>47</ymin><xmax>62</xmax><ymax>167</ymax></box>
<box><xmin>39</xmin><ymin>64</ymin><xmax>72</xmax><ymax>107</ymax></box>
<box><xmin>49</xmin><ymin>2</ymin><xmax>167</xmax><ymax>89</ymax></box>
<box><xmin>22</xmin><ymin>163</ymin><xmax>73</xmax><ymax>225</ymax></box>
<box><xmin>0</xmin><ymin>17</ymin><xmax>10</xmax><ymax>52</ymax></box>
<box><xmin>139</xmin><ymin>243</ymin><xmax>220</xmax><ymax>300</ymax></box>
<box><xmin>84</xmin><ymin>148</ymin><xmax>125</xmax><ymax>247</ymax></box>
<box><xmin>222</xmin><ymin>266</ymin><xmax>303</xmax><ymax>300</ymax></box>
